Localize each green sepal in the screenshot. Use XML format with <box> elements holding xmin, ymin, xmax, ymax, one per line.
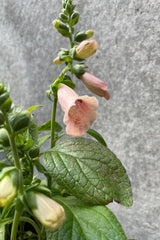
<box><xmin>63</xmin><ymin>75</ymin><xmax>76</xmax><ymax>89</ymax></box>
<box><xmin>0</xmin><ymin>128</ymin><xmax>10</xmax><ymax>147</ymax></box>
<box><xmin>28</xmin><ymin>145</ymin><xmax>40</xmax><ymax>158</ymax></box>
<box><xmin>0</xmin><ymin>111</ymin><xmax>5</xmax><ymax>125</ymax></box>
<box><xmin>74</xmin><ymin>31</ymin><xmax>87</xmax><ymax>42</ymax></box>
<box><xmin>0</xmin><ymin>166</ymin><xmax>20</xmax><ymax>187</ymax></box>
<box><xmin>38</xmin><ymin>120</ymin><xmax>62</xmax><ymax>133</ymax></box>
<box><xmin>0</xmin><ymin>91</ymin><xmax>9</xmax><ymax>105</ymax></box>
<box><xmin>9</xmin><ymin>111</ymin><xmax>31</xmax><ymax>134</ymax></box>
<box><xmin>0</xmin><ymin>81</ymin><xmax>5</xmax><ymax>95</ymax></box>
<box><xmin>65</xmin><ymin>2</ymin><xmax>72</xmax><ymax>15</ymax></box>
<box><xmin>87</xmin><ymin>128</ymin><xmax>107</xmax><ymax>147</ymax></box>
<box><xmin>24</xmin><ymin>190</ymin><xmax>37</xmax><ymax>210</ymax></box>
<box><xmin>72</xmin><ymin>64</ymin><xmax>88</xmax><ymax>78</ymax></box>
<box><xmin>70</xmin><ymin>11</ymin><xmax>79</xmax><ymax>26</ymax></box>
<box><xmin>74</xmin><ymin>30</ymin><xmax>94</xmax><ymax>42</ymax></box>
<box><xmin>0</xmin><ymin>166</ymin><xmax>17</xmax><ymax>180</ymax></box>
<box><xmin>59</xmin><ymin>13</ymin><xmax>68</xmax><ymax>23</ymax></box>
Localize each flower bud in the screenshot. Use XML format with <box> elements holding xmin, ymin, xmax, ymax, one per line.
<box><xmin>70</xmin><ymin>11</ymin><xmax>79</xmax><ymax>26</ymax></box>
<box><xmin>0</xmin><ymin>128</ymin><xmax>10</xmax><ymax>147</ymax></box>
<box><xmin>74</xmin><ymin>30</ymin><xmax>94</xmax><ymax>42</ymax></box>
<box><xmin>0</xmin><ymin>168</ymin><xmax>19</xmax><ymax>207</ymax></box>
<box><xmin>28</xmin><ymin>145</ymin><xmax>40</xmax><ymax>158</ymax></box>
<box><xmin>59</xmin><ymin>13</ymin><xmax>68</xmax><ymax>23</ymax></box>
<box><xmin>53</xmin><ymin>20</ymin><xmax>70</xmax><ymax>38</ymax></box>
<box><xmin>0</xmin><ymin>91</ymin><xmax>12</xmax><ymax>112</ymax></box>
<box><xmin>26</xmin><ymin>192</ymin><xmax>66</xmax><ymax>230</ymax></box>
<box><xmin>75</xmin><ymin>40</ymin><xmax>97</xmax><ymax>59</ymax></box>
<box><xmin>9</xmin><ymin>110</ymin><xmax>31</xmax><ymax>133</ymax></box>
<box><xmin>53</xmin><ymin>56</ymin><xmax>64</xmax><ymax>65</ymax></box>
<box><xmin>80</xmin><ymin>72</ymin><xmax>110</xmax><ymax>100</ymax></box>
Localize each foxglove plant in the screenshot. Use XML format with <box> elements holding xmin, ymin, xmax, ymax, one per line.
<box><xmin>0</xmin><ymin>0</ymin><xmax>135</xmax><ymax>239</ymax></box>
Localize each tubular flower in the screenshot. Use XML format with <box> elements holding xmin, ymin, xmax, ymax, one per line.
<box><xmin>75</xmin><ymin>40</ymin><xmax>97</xmax><ymax>59</ymax></box>
<box><xmin>31</xmin><ymin>193</ymin><xmax>65</xmax><ymax>230</ymax></box>
<box><xmin>80</xmin><ymin>72</ymin><xmax>110</xmax><ymax>100</ymax></box>
<box><xmin>0</xmin><ymin>175</ymin><xmax>17</xmax><ymax>207</ymax></box>
<box><xmin>58</xmin><ymin>84</ymin><xmax>98</xmax><ymax>136</ymax></box>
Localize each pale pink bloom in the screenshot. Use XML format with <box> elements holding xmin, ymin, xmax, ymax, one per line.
<box><xmin>58</xmin><ymin>84</ymin><xmax>98</xmax><ymax>136</ymax></box>
<box><xmin>80</xmin><ymin>72</ymin><xmax>110</xmax><ymax>100</ymax></box>
<box><xmin>75</xmin><ymin>40</ymin><xmax>97</xmax><ymax>59</ymax></box>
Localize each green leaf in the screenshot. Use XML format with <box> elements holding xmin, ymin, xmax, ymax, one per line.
<box><xmin>46</xmin><ymin>196</ymin><xmax>128</xmax><ymax>240</ymax></box>
<box><xmin>87</xmin><ymin>128</ymin><xmax>107</xmax><ymax>147</ymax></box>
<box><xmin>38</xmin><ymin>120</ymin><xmax>62</xmax><ymax>133</ymax></box>
<box><xmin>44</xmin><ymin>138</ymin><xmax>132</xmax><ymax>206</ymax></box>
<box><xmin>27</xmin><ymin>105</ymin><xmax>43</xmax><ymax>112</ymax></box>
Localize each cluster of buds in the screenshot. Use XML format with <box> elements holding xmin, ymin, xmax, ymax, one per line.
<box><xmin>25</xmin><ymin>191</ymin><xmax>66</xmax><ymax>230</ymax></box>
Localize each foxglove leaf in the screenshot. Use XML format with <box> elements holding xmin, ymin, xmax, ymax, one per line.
<box><xmin>46</xmin><ymin>196</ymin><xmax>128</xmax><ymax>240</ymax></box>
<box><xmin>44</xmin><ymin>138</ymin><xmax>132</xmax><ymax>206</ymax></box>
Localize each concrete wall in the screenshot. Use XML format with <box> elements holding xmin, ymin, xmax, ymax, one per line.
<box><xmin>0</xmin><ymin>0</ymin><xmax>160</xmax><ymax>239</ymax></box>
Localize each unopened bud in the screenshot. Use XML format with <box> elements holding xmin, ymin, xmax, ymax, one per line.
<box><xmin>75</xmin><ymin>40</ymin><xmax>97</xmax><ymax>59</ymax></box>
<box><xmin>26</xmin><ymin>192</ymin><xmax>66</xmax><ymax>230</ymax></box>
<box><xmin>53</xmin><ymin>20</ymin><xmax>70</xmax><ymax>38</ymax></box>
<box><xmin>0</xmin><ymin>168</ymin><xmax>19</xmax><ymax>207</ymax></box>
<box><xmin>53</xmin><ymin>56</ymin><xmax>64</xmax><ymax>65</ymax></box>
<box><xmin>59</xmin><ymin>13</ymin><xmax>68</xmax><ymax>23</ymax></box>
<box><xmin>0</xmin><ymin>91</ymin><xmax>12</xmax><ymax>112</ymax></box>
<box><xmin>74</xmin><ymin>30</ymin><xmax>94</xmax><ymax>42</ymax></box>
<box><xmin>28</xmin><ymin>145</ymin><xmax>40</xmax><ymax>158</ymax></box>
<box><xmin>0</xmin><ymin>128</ymin><xmax>10</xmax><ymax>147</ymax></box>
<box><xmin>9</xmin><ymin>110</ymin><xmax>31</xmax><ymax>133</ymax></box>
<box><xmin>70</xmin><ymin>11</ymin><xmax>79</xmax><ymax>26</ymax></box>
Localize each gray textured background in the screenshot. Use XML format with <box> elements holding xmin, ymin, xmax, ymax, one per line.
<box><xmin>0</xmin><ymin>0</ymin><xmax>160</xmax><ymax>239</ymax></box>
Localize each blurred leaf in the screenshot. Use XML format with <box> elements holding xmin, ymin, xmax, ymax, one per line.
<box><xmin>46</xmin><ymin>196</ymin><xmax>128</xmax><ymax>240</ymax></box>
<box><xmin>87</xmin><ymin>128</ymin><xmax>107</xmax><ymax>147</ymax></box>
<box><xmin>44</xmin><ymin>138</ymin><xmax>133</xmax><ymax>206</ymax></box>
<box><xmin>27</xmin><ymin>105</ymin><xmax>43</xmax><ymax>112</ymax></box>
<box><xmin>38</xmin><ymin>120</ymin><xmax>62</xmax><ymax>133</ymax></box>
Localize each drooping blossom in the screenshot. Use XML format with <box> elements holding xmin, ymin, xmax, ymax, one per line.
<box><xmin>75</xmin><ymin>40</ymin><xmax>97</xmax><ymax>59</ymax></box>
<box><xmin>80</xmin><ymin>72</ymin><xmax>110</xmax><ymax>100</ymax></box>
<box><xmin>29</xmin><ymin>192</ymin><xmax>65</xmax><ymax>230</ymax></box>
<box><xmin>57</xmin><ymin>84</ymin><xmax>98</xmax><ymax>136</ymax></box>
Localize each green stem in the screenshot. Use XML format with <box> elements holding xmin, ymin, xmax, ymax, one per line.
<box><xmin>50</xmin><ymin>94</ymin><xmax>58</xmax><ymax>148</ymax></box>
<box><xmin>20</xmin><ymin>217</ymin><xmax>42</xmax><ymax>240</ymax></box>
<box><xmin>2</xmin><ymin>110</ymin><xmax>23</xmax><ymax>240</ymax></box>
<box><xmin>11</xmin><ymin>210</ymin><xmax>21</xmax><ymax>240</ymax></box>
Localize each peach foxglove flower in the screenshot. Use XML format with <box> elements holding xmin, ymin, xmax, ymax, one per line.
<box><xmin>75</xmin><ymin>40</ymin><xmax>97</xmax><ymax>59</ymax></box>
<box><xmin>31</xmin><ymin>193</ymin><xmax>65</xmax><ymax>230</ymax></box>
<box><xmin>80</xmin><ymin>72</ymin><xmax>110</xmax><ymax>100</ymax></box>
<box><xmin>0</xmin><ymin>175</ymin><xmax>17</xmax><ymax>207</ymax></box>
<box><xmin>58</xmin><ymin>84</ymin><xmax>98</xmax><ymax>136</ymax></box>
